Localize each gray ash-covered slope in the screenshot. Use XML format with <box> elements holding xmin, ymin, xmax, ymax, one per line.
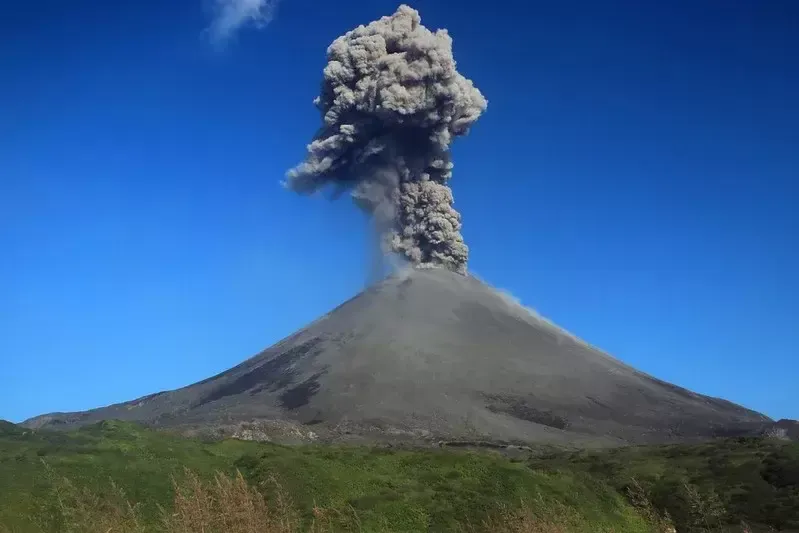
<box><xmin>24</xmin><ymin>269</ymin><xmax>772</xmax><ymax>445</ymax></box>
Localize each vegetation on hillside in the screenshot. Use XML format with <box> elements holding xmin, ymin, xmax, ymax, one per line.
<box><xmin>0</xmin><ymin>420</ymin><xmax>796</xmax><ymax>532</ymax></box>
<box><xmin>529</xmin><ymin>437</ymin><xmax>799</xmax><ymax>532</ymax></box>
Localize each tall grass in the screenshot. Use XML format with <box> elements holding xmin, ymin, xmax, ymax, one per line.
<box><xmin>27</xmin><ymin>467</ymin><xmax>377</xmax><ymax>533</ymax></box>
<box><xmin>477</xmin><ymin>505</ymin><xmax>570</xmax><ymax>533</ymax></box>
<box><xmin>34</xmin><ymin>468</ymin><xmax>302</xmax><ymax>533</ymax></box>
<box><xmin>163</xmin><ymin>470</ymin><xmax>298</xmax><ymax>533</ymax></box>
<box><xmin>7</xmin><ymin>467</ymin><xmax>760</xmax><ymax>533</ymax></box>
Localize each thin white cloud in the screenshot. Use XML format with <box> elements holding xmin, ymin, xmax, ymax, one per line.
<box><xmin>206</xmin><ymin>0</ymin><xmax>278</xmax><ymax>46</ymax></box>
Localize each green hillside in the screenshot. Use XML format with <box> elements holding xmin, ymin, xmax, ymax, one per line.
<box><xmin>529</xmin><ymin>436</ymin><xmax>799</xmax><ymax>531</ymax></box>
<box><xmin>0</xmin><ymin>420</ymin><xmax>796</xmax><ymax>532</ymax></box>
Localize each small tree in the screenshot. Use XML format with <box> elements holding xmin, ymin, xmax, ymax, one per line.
<box><xmin>681</xmin><ymin>482</ymin><xmax>726</xmax><ymax>532</ymax></box>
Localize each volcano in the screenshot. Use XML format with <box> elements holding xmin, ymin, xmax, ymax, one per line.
<box><xmin>23</xmin><ymin>269</ymin><xmax>772</xmax><ymax>446</ymax></box>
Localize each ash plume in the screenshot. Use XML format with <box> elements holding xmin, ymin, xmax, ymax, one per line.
<box><xmin>286</xmin><ymin>5</ymin><xmax>487</xmax><ymax>274</ymax></box>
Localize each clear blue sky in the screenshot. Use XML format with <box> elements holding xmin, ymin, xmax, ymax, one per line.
<box><xmin>1</xmin><ymin>0</ymin><xmax>797</xmax><ymax>423</ymax></box>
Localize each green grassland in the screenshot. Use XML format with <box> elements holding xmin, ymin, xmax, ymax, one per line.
<box><xmin>529</xmin><ymin>436</ymin><xmax>799</xmax><ymax>532</ymax></box>
<box><xmin>0</xmin><ymin>420</ymin><xmax>797</xmax><ymax>532</ymax></box>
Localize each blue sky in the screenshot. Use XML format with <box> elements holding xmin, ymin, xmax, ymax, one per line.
<box><xmin>1</xmin><ymin>0</ymin><xmax>797</xmax><ymax>423</ymax></box>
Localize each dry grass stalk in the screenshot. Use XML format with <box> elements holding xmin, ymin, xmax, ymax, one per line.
<box><xmin>161</xmin><ymin>469</ymin><xmax>299</xmax><ymax>533</ymax></box>
<box><xmin>50</xmin><ymin>476</ymin><xmax>145</xmax><ymax>533</ymax></box>
<box><xmin>476</xmin><ymin>503</ymin><xmax>570</xmax><ymax>533</ymax></box>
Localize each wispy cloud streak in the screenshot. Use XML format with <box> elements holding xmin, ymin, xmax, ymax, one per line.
<box><xmin>206</xmin><ymin>0</ymin><xmax>278</xmax><ymax>46</ymax></box>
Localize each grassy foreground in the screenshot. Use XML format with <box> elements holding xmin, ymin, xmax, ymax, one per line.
<box><xmin>0</xmin><ymin>420</ymin><xmax>796</xmax><ymax>532</ymax></box>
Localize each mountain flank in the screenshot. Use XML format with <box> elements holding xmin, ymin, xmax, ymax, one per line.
<box><xmin>24</xmin><ymin>269</ymin><xmax>776</xmax><ymax>446</ymax></box>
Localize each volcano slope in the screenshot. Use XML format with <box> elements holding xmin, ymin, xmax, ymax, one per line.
<box><xmin>24</xmin><ymin>269</ymin><xmax>771</xmax><ymax>446</ymax></box>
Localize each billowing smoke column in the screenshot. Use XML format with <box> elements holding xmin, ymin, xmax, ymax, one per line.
<box><xmin>286</xmin><ymin>5</ymin><xmax>487</xmax><ymax>274</ymax></box>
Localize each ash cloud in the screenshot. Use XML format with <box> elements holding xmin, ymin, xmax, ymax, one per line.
<box><xmin>286</xmin><ymin>5</ymin><xmax>487</xmax><ymax>274</ymax></box>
